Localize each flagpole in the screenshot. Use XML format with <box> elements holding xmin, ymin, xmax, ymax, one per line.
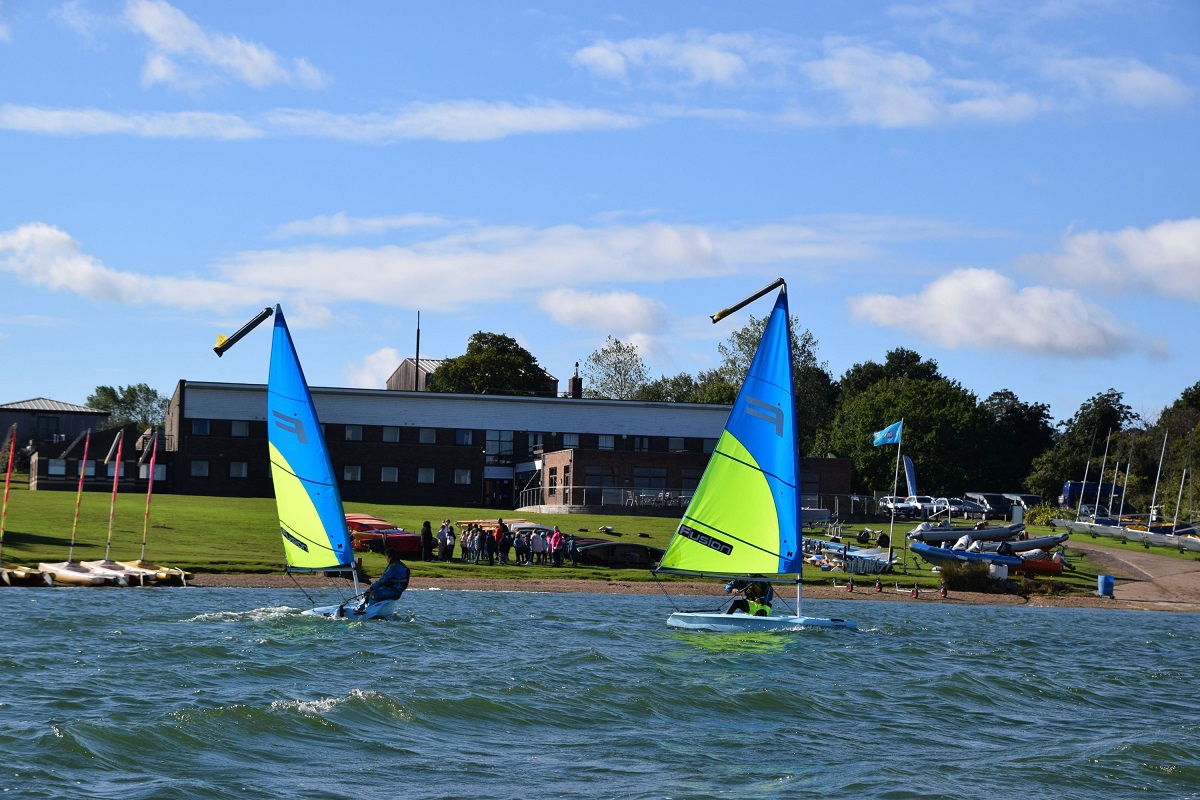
<box><xmin>892</xmin><ymin>419</ymin><xmax>905</xmax><ymax>573</ymax></box>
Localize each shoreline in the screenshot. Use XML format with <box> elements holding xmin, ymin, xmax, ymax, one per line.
<box><xmin>186</xmin><ymin>572</ymin><xmax>1200</xmax><ymax>613</ymax></box>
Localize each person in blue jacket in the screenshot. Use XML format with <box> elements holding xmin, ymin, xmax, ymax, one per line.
<box><xmin>724</xmin><ymin>578</ymin><xmax>774</xmax><ymax>616</ymax></box>
<box><xmin>364</xmin><ymin>548</ymin><xmax>410</xmax><ymax>607</ymax></box>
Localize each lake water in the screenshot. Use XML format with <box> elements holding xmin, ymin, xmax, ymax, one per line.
<box><xmin>2</xmin><ymin>586</ymin><xmax>1198</xmax><ymax>800</ymax></box>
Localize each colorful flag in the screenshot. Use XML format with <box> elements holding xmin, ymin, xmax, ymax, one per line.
<box><xmin>872</xmin><ymin>420</ymin><xmax>902</xmax><ymax>447</ymax></box>
<box><xmin>903</xmin><ymin>454</ymin><xmax>917</xmax><ymax>496</ymax></box>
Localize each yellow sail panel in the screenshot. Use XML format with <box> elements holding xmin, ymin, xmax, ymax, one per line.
<box><xmin>658</xmin><ymin>431</ymin><xmax>783</xmax><ymax>575</ymax></box>
<box><xmin>269</xmin><ymin>442</ymin><xmax>342</xmax><ymax>570</ymax></box>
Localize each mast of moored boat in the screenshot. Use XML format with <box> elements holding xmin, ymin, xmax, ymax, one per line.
<box><xmin>1149</xmin><ymin>431</ymin><xmax>1169</xmax><ymax>528</ymax></box>
<box><xmin>1092</xmin><ymin>429</ymin><xmax>1112</xmax><ymax>516</ymax></box>
<box><xmin>137</xmin><ymin>430</ymin><xmax>157</xmax><ymax>564</ymax></box>
<box><xmin>101</xmin><ymin>431</ymin><xmax>124</xmax><ymax>564</ymax></box>
<box><xmin>1</xmin><ymin>423</ymin><xmax>15</xmax><ymax>571</ymax></box>
<box><xmin>1074</xmin><ymin>429</ymin><xmax>1098</xmax><ymax>522</ymax></box>
<box><xmin>66</xmin><ymin>431</ymin><xmax>92</xmax><ymax>564</ymax></box>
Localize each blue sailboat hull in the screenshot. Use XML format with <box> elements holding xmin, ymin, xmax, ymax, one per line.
<box><xmin>667</xmin><ymin>611</ymin><xmax>856</xmax><ymax>632</ymax></box>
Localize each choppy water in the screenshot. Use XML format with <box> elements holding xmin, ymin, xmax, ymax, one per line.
<box><xmin>2</xmin><ymin>586</ymin><xmax>1199</xmax><ymax>800</ymax></box>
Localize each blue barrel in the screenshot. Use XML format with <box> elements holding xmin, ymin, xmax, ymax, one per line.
<box><xmin>1098</xmin><ymin>575</ymin><xmax>1114</xmax><ymax>597</ymax></box>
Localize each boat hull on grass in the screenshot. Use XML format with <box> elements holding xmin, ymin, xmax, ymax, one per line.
<box><xmin>118</xmin><ymin>560</ymin><xmax>193</xmax><ymax>585</ymax></box>
<box><xmin>667</xmin><ymin>611</ymin><xmax>856</xmax><ymax>633</ymax></box>
<box><xmin>38</xmin><ymin>561</ymin><xmax>117</xmax><ymax>586</ymax></box>
<box><xmin>1</xmin><ymin>562</ymin><xmax>52</xmax><ymax>586</ymax></box>
<box><xmin>80</xmin><ymin>560</ymin><xmax>158</xmax><ymax>586</ymax></box>
<box><xmin>909</xmin><ymin>542</ymin><xmax>1023</xmax><ymax>568</ymax></box>
<box><xmin>302</xmin><ymin>599</ymin><xmax>397</xmax><ymax>620</ymax></box>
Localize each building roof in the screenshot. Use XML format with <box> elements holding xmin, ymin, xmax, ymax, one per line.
<box><xmin>0</xmin><ymin>397</ymin><xmax>107</xmax><ymax>414</ymax></box>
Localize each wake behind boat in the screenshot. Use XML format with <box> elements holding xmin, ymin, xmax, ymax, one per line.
<box><xmin>653</xmin><ymin>280</ymin><xmax>854</xmax><ymax>633</ymax></box>
<box><xmin>215</xmin><ymin>306</ymin><xmax>401</xmax><ymax>620</ymax></box>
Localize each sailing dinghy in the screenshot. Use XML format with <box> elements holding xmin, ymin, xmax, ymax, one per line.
<box><xmin>215</xmin><ymin>306</ymin><xmax>395</xmax><ymax>620</ymax></box>
<box><xmin>116</xmin><ymin>430</ymin><xmax>192</xmax><ymax>584</ymax></box>
<box><xmin>654</xmin><ymin>280</ymin><xmax>855</xmax><ymax>633</ymax></box>
<box><xmin>1</xmin><ymin>423</ymin><xmax>51</xmax><ymax>586</ymax></box>
<box><xmin>80</xmin><ymin>431</ymin><xmax>160</xmax><ymax>586</ymax></box>
<box><xmin>38</xmin><ymin>430</ymin><xmax>128</xmax><ymax>586</ymax></box>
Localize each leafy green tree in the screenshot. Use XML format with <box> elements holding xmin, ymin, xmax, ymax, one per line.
<box><xmin>1024</xmin><ymin>389</ymin><xmax>1137</xmax><ymax>502</ymax></box>
<box><xmin>637</xmin><ymin>369</ymin><xmax>738</xmax><ymax>405</ymax></box>
<box><xmin>427</xmin><ymin>332</ymin><xmax>550</xmax><ymax>396</ymax></box>
<box><xmin>86</xmin><ymin>383</ymin><xmax>168</xmax><ymax>429</ymax></box>
<box><xmin>837</xmin><ymin>348</ymin><xmax>943</xmax><ymax>400</ymax></box>
<box><xmin>978</xmin><ymin>390</ymin><xmax>1055</xmax><ymax>490</ymax></box>
<box><xmin>813</xmin><ymin>377</ymin><xmax>988</xmax><ymax>495</ymax></box>
<box><xmin>582</xmin><ymin>336</ymin><xmax>649</xmax><ymax>400</ymax></box>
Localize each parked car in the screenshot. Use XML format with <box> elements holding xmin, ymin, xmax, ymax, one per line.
<box><xmin>879</xmin><ymin>496</ymin><xmax>908</xmax><ymax>516</ymax></box>
<box><xmin>933</xmin><ymin>497</ymin><xmax>987</xmax><ymax>519</ymax></box>
<box><xmin>344</xmin><ymin>513</ymin><xmax>422</xmax><ymax>557</ymax></box>
<box><xmin>573</xmin><ymin>541</ymin><xmax>666</xmax><ymax>569</ymax></box>
<box><xmin>1003</xmin><ymin>493</ymin><xmax>1043</xmax><ymax>510</ymax></box>
<box><xmin>963</xmin><ymin>492</ymin><xmax>1013</xmax><ymax>520</ymax></box>
<box><xmin>904</xmin><ymin>495</ymin><xmax>937</xmax><ymax>517</ymax></box>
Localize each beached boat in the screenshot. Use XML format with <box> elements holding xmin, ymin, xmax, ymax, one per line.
<box><xmin>0</xmin><ymin>423</ymin><xmax>51</xmax><ymax>586</ymax></box>
<box><xmin>215</xmin><ymin>306</ymin><xmax>394</xmax><ymax>620</ymax></box>
<box><xmin>80</xmin><ymin>431</ymin><xmax>161</xmax><ymax>587</ymax></box>
<box><xmin>37</xmin><ymin>430</ymin><xmax>128</xmax><ymax>587</ymax></box>
<box><xmin>909</xmin><ymin>541</ymin><xmax>1023</xmax><ymax>569</ymax></box>
<box><xmin>907</xmin><ymin>521</ymin><xmax>1025</xmax><ymax>544</ymax></box>
<box><xmin>653</xmin><ymin>280</ymin><xmax>855</xmax><ymax>633</ymax></box>
<box><xmin>117</xmin><ymin>431</ymin><xmax>192</xmax><ymax>585</ymax></box>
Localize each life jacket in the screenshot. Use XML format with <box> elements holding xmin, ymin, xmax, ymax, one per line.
<box><xmin>747</xmin><ymin>598</ymin><xmax>771</xmax><ymax>617</ymax></box>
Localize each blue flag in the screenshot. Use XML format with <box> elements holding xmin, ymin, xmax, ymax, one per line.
<box><xmin>873</xmin><ymin>420</ymin><xmax>902</xmax><ymax>447</ymax></box>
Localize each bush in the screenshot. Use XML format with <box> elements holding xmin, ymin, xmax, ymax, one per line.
<box><xmin>938</xmin><ymin>561</ymin><xmax>999</xmax><ymax>592</ymax></box>
<box><xmin>1024</xmin><ymin>503</ymin><xmax>1067</xmax><ymax>527</ymax></box>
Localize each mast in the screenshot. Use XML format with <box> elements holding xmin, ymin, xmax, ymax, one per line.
<box><xmin>102</xmin><ymin>431</ymin><xmax>124</xmax><ymax>563</ymax></box>
<box><xmin>67</xmin><ymin>430</ymin><xmax>92</xmax><ymax>564</ymax></box>
<box><xmin>137</xmin><ymin>429</ymin><xmax>158</xmax><ymax>563</ymax></box>
<box><xmin>1</xmin><ymin>423</ymin><xmax>16</xmax><ymax>563</ymax></box>
<box><xmin>1074</xmin><ymin>429</ymin><xmax>1098</xmax><ymax>521</ymax></box>
<box><xmin>1093</xmin><ymin>429</ymin><xmax>1112</xmax><ymax>515</ymax></box>
<box><xmin>1149</xmin><ymin>431</ymin><xmax>1169</xmax><ymax>527</ymax></box>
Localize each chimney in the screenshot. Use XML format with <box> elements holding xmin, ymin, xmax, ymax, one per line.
<box><xmin>568</xmin><ymin>361</ymin><xmax>583</xmax><ymax>399</ymax></box>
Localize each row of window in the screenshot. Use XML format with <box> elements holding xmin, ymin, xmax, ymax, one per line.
<box><xmin>187</xmin><ymin>460</ymin><xmax>472</xmax><ymax>485</ymax></box>
<box><xmin>46</xmin><ymin>460</ymin><xmax>165</xmax><ymax>480</ymax></box>
<box><xmin>188</xmin><ymin>419</ymin><xmax>713</xmax><ymax>454</ymax></box>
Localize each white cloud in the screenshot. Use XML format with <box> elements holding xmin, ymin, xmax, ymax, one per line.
<box><xmin>537</xmin><ymin>288</ymin><xmax>667</xmax><ymax>336</ymax></box>
<box><xmin>0</xmin><ymin>222</ymin><xmax>256</xmax><ymax>310</ymax></box>
<box><xmin>265</xmin><ymin>101</ymin><xmax>643</xmax><ymax>142</ymax></box>
<box><xmin>847</xmin><ymin>268</ymin><xmax>1158</xmax><ymax>358</ymax></box>
<box><xmin>1043</xmin><ymin>57</ymin><xmax>1191</xmax><ymax>108</ymax></box>
<box><xmin>345</xmin><ymin>347</ymin><xmax>401</xmax><ymax>389</ymax></box>
<box><xmin>0</xmin><ymin>104</ymin><xmax>263</xmax><ymax>138</ymax></box>
<box><xmin>124</xmin><ymin>0</ymin><xmax>330</xmax><ymax>92</ymax></box>
<box><xmin>572</xmin><ymin>32</ymin><xmax>776</xmax><ymax>88</ymax></box>
<box><xmin>1022</xmin><ymin>218</ymin><xmax>1200</xmax><ymax>300</ymax></box>
<box><xmin>272</xmin><ymin>213</ymin><xmax>456</xmax><ymax>239</ymax></box>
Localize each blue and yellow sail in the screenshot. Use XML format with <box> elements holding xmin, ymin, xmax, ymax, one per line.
<box><xmin>657</xmin><ymin>287</ymin><xmax>802</xmax><ymax>577</ymax></box>
<box><xmin>267</xmin><ymin>307</ymin><xmax>354</xmax><ymax>572</ymax></box>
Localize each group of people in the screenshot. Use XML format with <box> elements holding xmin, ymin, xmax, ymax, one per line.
<box><xmin>417</xmin><ymin>518</ymin><xmax>576</xmax><ymax>567</ymax></box>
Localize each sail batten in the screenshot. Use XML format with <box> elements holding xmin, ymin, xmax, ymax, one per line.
<box><xmin>658</xmin><ymin>287</ymin><xmax>801</xmax><ymax>577</ymax></box>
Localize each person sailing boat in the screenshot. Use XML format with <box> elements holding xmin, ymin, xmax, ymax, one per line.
<box><xmin>725</xmin><ymin>578</ymin><xmax>773</xmax><ymax>616</ymax></box>
<box><xmin>362</xmin><ymin>548</ymin><xmax>410</xmax><ymax>610</ymax></box>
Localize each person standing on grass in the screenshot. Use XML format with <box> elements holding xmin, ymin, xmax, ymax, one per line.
<box><xmin>550</xmin><ymin>525</ymin><xmax>564</xmax><ymax>567</ymax></box>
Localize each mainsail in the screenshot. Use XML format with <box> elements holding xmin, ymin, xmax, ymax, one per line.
<box><xmin>267</xmin><ymin>307</ymin><xmax>355</xmax><ymax>573</ymax></box>
<box><xmin>657</xmin><ymin>287</ymin><xmax>801</xmax><ymax>578</ymax></box>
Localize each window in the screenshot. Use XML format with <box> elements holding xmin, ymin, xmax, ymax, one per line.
<box><xmin>681</xmin><ymin>469</ymin><xmax>703</xmax><ymax>492</ymax></box>
<box><xmin>382</xmin><ymin>426</ymin><xmax>400</xmax><ymax>443</ymax></box>
<box><xmin>632</xmin><ymin>436</ymin><xmax>650</xmax><ymax>452</ymax></box>
<box><xmin>140</xmin><ymin>463</ymin><xmax>166</xmax><ymax>481</ymax></box>
<box><xmin>107</xmin><ymin>461</ymin><xmax>124</xmax><ymax>478</ymax></box>
<box><xmin>668</xmin><ymin>437</ymin><xmax>685</xmax><ymax>452</ymax></box>
<box><xmin>231</xmin><ymin>420</ymin><xmax>250</xmax><ymax>437</ymax></box>
<box><xmin>455</xmin><ymin>429</ymin><xmax>473</xmax><ymax>446</ymax></box>
<box><xmin>191</xmin><ymin>419</ymin><xmax>210</xmax><ymax>435</ymax></box>
<box><xmin>527</xmin><ymin>432</ymin><xmax>543</xmax><ymax>456</ymax></box>
<box><xmin>190</xmin><ymin>460</ymin><xmax>209</xmax><ymax>477</ymax></box>
<box><xmin>381</xmin><ymin>466</ymin><xmax>399</xmax><ymax>482</ymax></box>
<box><xmin>417</xmin><ymin>467</ymin><xmax>436</xmax><ymax>484</ymax></box>
<box><xmin>485</xmin><ymin>430</ymin><xmax>513</xmax><ymax>466</ymax></box>
<box><xmin>343</xmin><ymin>465</ymin><xmax>361</xmax><ymax>481</ymax></box>
<box><xmin>79</xmin><ymin>459</ymin><xmax>95</xmax><ymax>477</ymax></box>
<box><xmin>229</xmin><ymin>462</ymin><xmax>248</xmax><ymax>478</ymax></box>
<box><xmin>419</xmin><ymin>427</ymin><xmax>437</xmax><ymax>444</ymax></box>
<box><xmin>562</xmin><ymin>433</ymin><xmax>579</xmax><ymax>448</ymax></box>
<box><xmin>548</xmin><ymin>467</ymin><xmax>557</xmax><ymax>497</ymax></box>
<box><xmin>454</xmin><ymin>468</ymin><xmax>472</xmax><ymax>485</ymax></box>
<box><xmin>35</xmin><ymin>416</ymin><xmax>60</xmax><ymax>440</ymax></box>
<box><xmin>48</xmin><ymin>459</ymin><xmax>66</xmax><ymax>476</ymax></box>
<box><xmin>632</xmin><ymin>467</ymin><xmax>667</xmax><ymax>489</ymax></box>
<box><xmin>345</xmin><ymin>425</ymin><xmax>362</xmax><ymax>442</ymax></box>
<box><xmin>598</xmin><ymin>434</ymin><xmax>615</xmax><ymax>450</ymax></box>
<box><xmin>702</xmin><ymin>438</ymin><xmax>718</xmax><ymax>454</ymax></box>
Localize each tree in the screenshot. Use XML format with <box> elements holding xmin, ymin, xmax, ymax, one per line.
<box><xmin>977</xmin><ymin>390</ymin><xmax>1055</xmax><ymax>490</ymax></box>
<box><xmin>427</xmin><ymin>332</ymin><xmax>550</xmax><ymax>396</ymax></box>
<box><xmin>582</xmin><ymin>336</ymin><xmax>649</xmax><ymax>400</ymax></box>
<box><xmin>837</xmin><ymin>348</ymin><xmax>943</xmax><ymax>400</ymax></box>
<box><xmin>636</xmin><ymin>369</ymin><xmax>738</xmax><ymax>405</ymax></box>
<box><xmin>813</xmin><ymin>377</ymin><xmax>988</xmax><ymax>495</ymax></box>
<box><xmin>86</xmin><ymin>383</ymin><xmax>168</xmax><ymax>429</ymax></box>
<box><xmin>1024</xmin><ymin>389</ymin><xmax>1137</xmax><ymax>502</ymax></box>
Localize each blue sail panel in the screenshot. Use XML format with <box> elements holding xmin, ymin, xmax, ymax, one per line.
<box><xmin>266</xmin><ymin>307</ymin><xmax>353</xmax><ymax>571</ymax></box>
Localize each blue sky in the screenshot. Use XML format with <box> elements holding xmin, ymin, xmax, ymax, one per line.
<box><xmin>1</xmin><ymin>1</ymin><xmax>1196</xmax><ymax>426</ymax></box>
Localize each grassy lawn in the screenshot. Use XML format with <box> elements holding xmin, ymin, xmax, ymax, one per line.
<box><xmin>3</xmin><ymin>473</ymin><xmax>1190</xmax><ymax>596</ymax></box>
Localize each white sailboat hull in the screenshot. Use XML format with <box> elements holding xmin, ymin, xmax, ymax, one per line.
<box><xmin>302</xmin><ymin>599</ymin><xmax>397</xmax><ymax>620</ymax></box>
<box><xmin>667</xmin><ymin>611</ymin><xmax>856</xmax><ymax>632</ymax></box>
<box><xmin>38</xmin><ymin>561</ymin><xmax>116</xmax><ymax>586</ymax></box>
<box><xmin>80</xmin><ymin>560</ymin><xmax>158</xmax><ymax>586</ymax></box>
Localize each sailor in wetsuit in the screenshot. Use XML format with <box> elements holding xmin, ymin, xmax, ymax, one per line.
<box><xmin>362</xmin><ymin>548</ymin><xmax>410</xmax><ymax>609</ymax></box>
<box><xmin>724</xmin><ymin>578</ymin><xmax>774</xmax><ymax>616</ymax></box>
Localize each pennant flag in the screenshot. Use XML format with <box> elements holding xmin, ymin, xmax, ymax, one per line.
<box><xmin>872</xmin><ymin>420</ymin><xmax>902</xmax><ymax>447</ymax></box>
<box><xmin>903</xmin><ymin>454</ymin><xmax>917</xmax><ymax>497</ymax></box>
